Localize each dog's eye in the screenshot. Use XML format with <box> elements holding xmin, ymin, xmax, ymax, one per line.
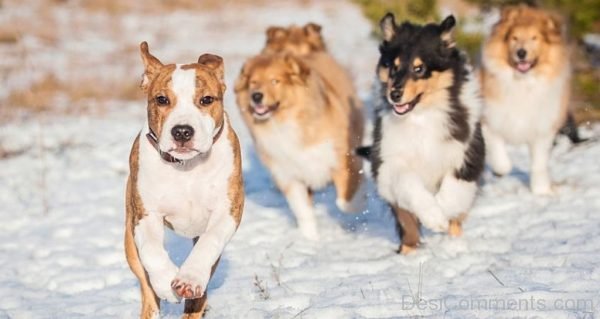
<box><xmin>413</xmin><ymin>64</ymin><xmax>425</xmax><ymax>75</ymax></box>
<box><xmin>155</xmin><ymin>95</ymin><xmax>169</xmax><ymax>106</ymax></box>
<box><xmin>200</xmin><ymin>96</ymin><xmax>214</xmax><ymax>106</ymax></box>
<box><xmin>381</xmin><ymin>60</ymin><xmax>391</xmax><ymax>68</ymax></box>
<box><xmin>532</xmin><ymin>36</ymin><xmax>538</xmax><ymax>41</ymax></box>
<box><xmin>271</xmin><ymin>79</ymin><xmax>280</xmax><ymax>85</ymax></box>
<box><xmin>511</xmin><ymin>36</ymin><xmax>518</xmax><ymax>42</ymax></box>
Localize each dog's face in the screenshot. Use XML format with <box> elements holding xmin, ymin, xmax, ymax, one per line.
<box><xmin>506</xmin><ymin>24</ymin><xmax>544</xmax><ymax>73</ymax></box>
<box><xmin>493</xmin><ymin>5</ymin><xmax>563</xmax><ymax>74</ymax></box>
<box><xmin>263</xmin><ymin>23</ymin><xmax>325</xmax><ymax>56</ymax></box>
<box><xmin>139</xmin><ymin>42</ymin><xmax>226</xmax><ymax>160</ymax></box>
<box><xmin>378</xmin><ymin>14</ymin><xmax>458</xmax><ymax>116</ymax></box>
<box><xmin>235</xmin><ymin>54</ymin><xmax>309</xmax><ymax>121</ymax></box>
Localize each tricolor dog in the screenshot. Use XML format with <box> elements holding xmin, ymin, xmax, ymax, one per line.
<box><xmin>364</xmin><ymin>14</ymin><xmax>485</xmax><ymax>253</ymax></box>
<box><xmin>124</xmin><ymin>42</ymin><xmax>243</xmax><ymax>318</ymax></box>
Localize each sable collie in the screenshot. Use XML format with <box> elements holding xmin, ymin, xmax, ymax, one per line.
<box><xmin>366</xmin><ymin>14</ymin><xmax>484</xmax><ymax>253</ymax></box>
<box><xmin>481</xmin><ymin>5</ymin><xmax>571</xmax><ymax>195</ymax></box>
<box><xmin>234</xmin><ymin>53</ymin><xmax>364</xmax><ymax>240</ymax></box>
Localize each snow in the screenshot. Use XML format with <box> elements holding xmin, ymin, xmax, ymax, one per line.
<box><xmin>1</xmin><ymin>1</ymin><xmax>599</xmax><ymax>318</ymax></box>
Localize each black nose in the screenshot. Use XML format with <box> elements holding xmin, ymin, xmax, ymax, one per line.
<box><xmin>390</xmin><ymin>89</ymin><xmax>403</xmax><ymax>103</ymax></box>
<box><xmin>251</xmin><ymin>92</ymin><xmax>263</xmax><ymax>103</ymax></box>
<box><xmin>517</xmin><ymin>49</ymin><xmax>527</xmax><ymax>59</ymax></box>
<box><xmin>171</xmin><ymin>125</ymin><xmax>194</xmax><ymax>142</ymax></box>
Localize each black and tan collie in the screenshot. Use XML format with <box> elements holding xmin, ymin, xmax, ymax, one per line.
<box><xmin>364</xmin><ymin>14</ymin><xmax>484</xmax><ymax>254</ymax></box>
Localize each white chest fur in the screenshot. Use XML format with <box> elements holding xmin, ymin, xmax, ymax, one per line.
<box><xmin>483</xmin><ymin>67</ymin><xmax>568</xmax><ymax>144</ymax></box>
<box><xmin>254</xmin><ymin>120</ymin><xmax>336</xmax><ymax>190</ymax></box>
<box><xmin>136</xmin><ymin>122</ymin><xmax>234</xmax><ymax>238</ymax></box>
<box><xmin>377</xmin><ymin>109</ymin><xmax>467</xmax><ymax>197</ymax></box>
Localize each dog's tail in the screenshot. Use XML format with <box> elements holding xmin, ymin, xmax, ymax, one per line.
<box><xmin>355</xmin><ymin>146</ymin><xmax>372</xmax><ymax>160</ymax></box>
<box><xmin>559</xmin><ymin>112</ymin><xmax>587</xmax><ymax>144</ymax></box>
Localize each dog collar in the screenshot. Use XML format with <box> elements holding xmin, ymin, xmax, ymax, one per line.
<box><xmin>145</xmin><ymin>121</ymin><xmax>225</xmax><ymax>164</ymax></box>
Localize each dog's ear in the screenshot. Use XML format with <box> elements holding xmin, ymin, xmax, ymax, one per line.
<box><xmin>380</xmin><ymin>13</ymin><xmax>396</xmax><ymax>42</ymax></box>
<box><xmin>234</xmin><ymin>62</ymin><xmax>249</xmax><ymax>93</ymax></box>
<box><xmin>266</xmin><ymin>26</ymin><xmax>287</xmax><ymax>42</ymax></box>
<box><xmin>303</xmin><ymin>23</ymin><xmax>322</xmax><ymax>35</ymax></box>
<box><xmin>284</xmin><ymin>54</ymin><xmax>310</xmax><ymax>84</ymax></box>
<box><xmin>139</xmin><ymin>41</ymin><xmax>164</xmax><ymax>92</ymax></box>
<box><xmin>303</xmin><ymin>23</ymin><xmax>326</xmax><ymax>51</ymax></box>
<box><xmin>544</xmin><ymin>13</ymin><xmax>564</xmax><ymax>41</ymax></box>
<box><xmin>440</xmin><ymin>15</ymin><xmax>456</xmax><ymax>48</ymax></box>
<box><xmin>499</xmin><ymin>5</ymin><xmax>521</xmax><ymax>23</ymax></box>
<box><xmin>198</xmin><ymin>54</ymin><xmax>225</xmax><ymax>86</ymax></box>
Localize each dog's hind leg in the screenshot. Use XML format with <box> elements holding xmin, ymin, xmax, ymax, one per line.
<box><xmin>125</xmin><ymin>206</ymin><xmax>160</xmax><ymax>318</ymax></box>
<box><xmin>393</xmin><ymin>206</ymin><xmax>420</xmax><ymax>254</ymax></box>
<box><xmin>333</xmin><ymin>154</ymin><xmax>366</xmax><ymax>213</ymax></box>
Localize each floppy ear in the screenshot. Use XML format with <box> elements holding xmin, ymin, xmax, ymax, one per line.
<box><xmin>440</xmin><ymin>15</ymin><xmax>456</xmax><ymax>48</ymax></box>
<box><xmin>234</xmin><ymin>63</ymin><xmax>249</xmax><ymax>93</ymax></box>
<box><xmin>284</xmin><ymin>55</ymin><xmax>310</xmax><ymax>85</ymax></box>
<box><xmin>139</xmin><ymin>41</ymin><xmax>164</xmax><ymax>92</ymax></box>
<box><xmin>266</xmin><ymin>26</ymin><xmax>287</xmax><ymax>42</ymax></box>
<box><xmin>198</xmin><ymin>54</ymin><xmax>225</xmax><ymax>85</ymax></box>
<box><xmin>380</xmin><ymin>13</ymin><xmax>396</xmax><ymax>42</ymax></box>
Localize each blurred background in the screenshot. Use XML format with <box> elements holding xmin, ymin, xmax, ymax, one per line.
<box><xmin>0</xmin><ymin>0</ymin><xmax>597</xmax><ymax>124</ymax></box>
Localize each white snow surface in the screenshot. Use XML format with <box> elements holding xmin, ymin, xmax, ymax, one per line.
<box><xmin>1</xmin><ymin>1</ymin><xmax>600</xmax><ymax>318</ymax></box>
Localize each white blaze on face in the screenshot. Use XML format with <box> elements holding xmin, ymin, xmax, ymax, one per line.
<box><xmin>159</xmin><ymin>65</ymin><xmax>216</xmax><ymax>158</ymax></box>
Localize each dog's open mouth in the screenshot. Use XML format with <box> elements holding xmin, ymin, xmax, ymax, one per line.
<box><xmin>514</xmin><ymin>60</ymin><xmax>536</xmax><ymax>73</ymax></box>
<box><xmin>252</xmin><ymin>102</ymin><xmax>280</xmax><ymax>119</ymax></box>
<box><xmin>392</xmin><ymin>93</ymin><xmax>422</xmax><ymax>115</ymax></box>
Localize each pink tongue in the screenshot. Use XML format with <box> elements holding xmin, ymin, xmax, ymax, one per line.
<box><xmin>394</xmin><ymin>103</ymin><xmax>410</xmax><ymax>114</ymax></box>
<box><xmin>517</xmin><ymin>62</ymin><xmax>531</xmax><ymax>72</ymax></box>
<box><xmin>254</xmin><ymin>104</ymin><xmax>268</xmax><ymax>114</ymax></box>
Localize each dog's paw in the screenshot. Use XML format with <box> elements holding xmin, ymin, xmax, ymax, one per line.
<box><xmin>299</xmin><ymin>223</ymin><xmax>320</xmax><ymax>241</ymax></box>
<box><xmin>149</xmin><ymin>265</ymin><xmax>180</xmax><ymax>303</ymax></box>
<box><xmin>171</xmin><ymin>267</ymin><xmax>210</xmax><ymax>300</ymax></box>
<box><xmin>531</xmin><ymin>184</ymin><xmax>556</xmax><ymax>196</ymax></box>
<box><xmin>419</xmin><ymin>205</ymin><xmax>448</xmax><ymax>233</ymax></box>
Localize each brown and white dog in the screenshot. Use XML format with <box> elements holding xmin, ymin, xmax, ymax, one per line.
<box><xmin>481</xmin><ymin>5</ymin><xmax>571</xmax><ymax>195</ymax></box>
<box><xmin>234</xmin><ymin>52</ymin><xmax>364</xmax><ymax>240</ymax></box>
<box><xmin>124</xmin><ymin>42</ymin><xmax>243</xmax><ymax>318</ymax></box>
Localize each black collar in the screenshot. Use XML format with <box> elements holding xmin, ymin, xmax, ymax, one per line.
<box><xmin>145</xmin><ymin>122</ymin><xmax>225</xmax><ymax>164</ymax></box>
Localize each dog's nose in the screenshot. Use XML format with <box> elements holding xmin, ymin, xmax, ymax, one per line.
<box><xmin>251</xmin><ymin>92</ymin><xmax>263</xmax><ymax>103</ymax></box>
<box><xmin>171</xmin><ymin>125</ymin><xmax>195</xmax><ymax>142</ymax></box>
<box><xmin>517</xmin><ymin>49</ymin><xmax>527</xmax><ymax>60</ymax></box>
<box><xmin>390</xmin><ymin>89</ymin><xmax>403</xmax><ymax>103</ymax></box>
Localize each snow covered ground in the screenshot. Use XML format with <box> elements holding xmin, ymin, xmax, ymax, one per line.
<box><xmin>1</xmin><ymin>1</ymin><xmax>599</xmax><ymax>318</ymax></box>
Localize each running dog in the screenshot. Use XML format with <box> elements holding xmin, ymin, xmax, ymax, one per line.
<box><xmin>366</xmin><ymin>14</ymin><xmax>485</xmax><ymax>253</ymax></box>
<box><xmin>124</xmin><ymin>42</ymin><xmax>243</xmax><ymax>318</ymax></box>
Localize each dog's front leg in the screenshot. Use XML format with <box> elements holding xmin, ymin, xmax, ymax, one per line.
<box><xmin>435</xmin><ymin>173</ymin><xmax>477</xmax><ymax>219</ymax></box>
<box><xmin>171</xmin><ymin>213</ymin><xmax>237</xmax><ymax>299</ymax></box>
<box><xmin>528</xmin><ymin>135</ymin><xmax>555</xmax><ymax>195</ymax></box>
<box><xmin>283</xmin><ymin>180</ymin><xmax>319</xmax><ymax>240</ymax></box>
<box><xmin>134</xmin><ymin>213</ymin><xmax>181</xmax><ymax>303</ymax></box>
<box><xmin>392</xmin><ymin>172</ymin><xmax>448</xmax><ymax>232</ymax></box>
